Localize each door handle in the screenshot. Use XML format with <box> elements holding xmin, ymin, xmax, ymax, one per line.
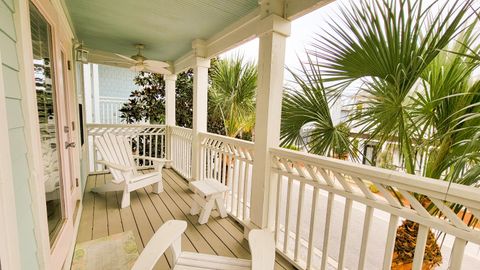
<box><xmin>65</xmin><ymin>142</ymin><xmax>76</xmax><ymax>149</ymax></box>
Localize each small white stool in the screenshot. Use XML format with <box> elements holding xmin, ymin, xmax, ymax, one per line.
<box><xmin>189</xmin><ymin>179</ymin><xmax>229</xmax><ymax>224</ymax></box>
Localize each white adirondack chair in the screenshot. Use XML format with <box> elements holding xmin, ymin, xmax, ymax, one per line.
<box><xmin>92</xmin><ymin>133</ymin><xmax>168</xmax><ymax>208</ymax></box>
<box><xmin>132</xmin><ymin>220</ymin><xmax>276</xmax><ymax>270</ymax></box>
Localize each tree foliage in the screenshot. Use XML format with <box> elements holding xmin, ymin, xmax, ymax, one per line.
<box><xmin>209</xmin><ymin>56</ymin><xmax>257</xmax><ymax>138</ymax></box>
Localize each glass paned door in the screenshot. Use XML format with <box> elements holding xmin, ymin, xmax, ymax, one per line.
<box><xmin>29</xmin><ymin>2</ymin><xmax>66</xmax><ymax>245</ymax></box>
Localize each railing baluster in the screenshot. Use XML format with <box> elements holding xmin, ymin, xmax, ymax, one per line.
<box><xmin>294</xmin><ymin>182</ymin><xmax>305</xmax><ymax>261</ymax></box>
<box><xmin>338</xmin><ymin>198</ymin><xmax>352</xmax><ymax>269</ymax></box>
<box><xmin>412</xmin><ymin>224</ymin><xmax>429</xmax><ymax>270</ymax></box>
<box><xmin>448</xmin><ymin>237</ymin><xmax>466</xmax><ymax>270</ymax></box>
<box><xmin>275</xmin><ymin>173</ymin><xmax>283</xmax><ymax>245</ymax></box>
<box><xmin>358</xmin><ymin>205</ymin><xmax>373</xmax><ymax>270</ymax></box>
<box><xmin>321</xmin><ymin>192</ymin><xmax>334</xmax><ymax>270</ymax></box>
<box><xmin>242</xmin><ymin>161</ymin><xmax>249</xmax><ymax>220</ymax></box>
<box><xmin>283</xmin><ymin>177</ymin><xmax>293</xmax><ymax>254</ymax></box>
<box><xmin>306</xmin><ymin>186</ymin><xmax>318</xmax><ymax>270</ymax></box>
<box><xmin>382</xmin><ymin>214</ymin><xmax>399</xmax><ymax>270</ymax></box>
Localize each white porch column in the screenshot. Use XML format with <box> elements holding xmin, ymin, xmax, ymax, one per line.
<box><xmin>165</xmin><ymin>74</ymin><xmax>177</xmax><ymax>163</ymax></box>
<box><xmin>250</xmin><ymin>14</ymin><xmax>291</xmax><ymax>229</ymax></box>
<box><xmin>165</xmin><ymin>74</ymin><xmax>177</xmax><ymax>126</ymax></box>
<box><xmin>191</xmin><ymin>40</ymin><xmax>210</xmax><ymax>180</ymax></box>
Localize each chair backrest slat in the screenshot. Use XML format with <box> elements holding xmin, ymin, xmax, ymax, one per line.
<box><xmin>95</xmin><ymin>133</ymin><xmax>137</xmax><ymax>183</ymax></box>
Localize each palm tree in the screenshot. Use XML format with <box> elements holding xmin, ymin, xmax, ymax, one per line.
<box><xmin>280</xmin><ymin>54</ymin><xmax>357</xmax><ymax>159</ymax></box>
<box><xmin>283</xmin><ymin>0</ymin><xmax>477</xmax><ymax>267</ymax></box>
<box><xmin>209</xmin><ymin>56</ymin><xmax>257</xmax><ymax>138</ymax></box>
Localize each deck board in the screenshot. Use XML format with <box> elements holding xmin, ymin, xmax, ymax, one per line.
<box><xmin>75</xmin><ymin>169</ymin><xmax>294</xmax><ymax>270</ymax></box>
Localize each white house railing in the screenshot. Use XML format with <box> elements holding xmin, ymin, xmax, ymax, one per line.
<box><xmin>170</xmin><ymin>126</ymin><xmax>193</xmax><ymax>179</ymax></box>
<box><xmin>84</xmin><ymin>123</ymin><xmax>480</xmax><ymax>270</ymax></box>
<box><xmin>99</xmin><ymin>96</ymin><xmax>126</xmax><ymax>124</ymax></box>
<box><xmin>86</xmin><ymin>124</ymin><xmax>166</xmax><ymax>173</ymax></box>
<box><xmin>199</xmin><ymin>132</ymin><xmax>254</xmax><ymax>224</ymax></box>
<box><xmin>269</xmin><ymin>147</ymin><xmax>480</xmax><ymax>270</ymax></box>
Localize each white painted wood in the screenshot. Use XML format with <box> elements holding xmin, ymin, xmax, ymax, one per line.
<box><xmin>0</xmin><ymin>52</ymin><xmax>22</xmax><ymax>270</ymax></box>
<box><xmin>133</xmin><ymin>220</ymin><xmax>274</xmax><ymax>270</ymax></box>
<box><xmin>448</xmin><ymin>238</ymin><xmax>466</xmax><ymax>270</ymax></box>
<box><xmin>132</xmin><ymin>220</ymin><xmax>187</xmax><ymax>270</ymax></box>
<box><xmin>190</xmin><ymin>179</ymin><xmax>229</xmax><ymax>224</ymax></box>
<box><xmin>337</xmin><ymin>198</ymin><xmax>352</xmax><ymax>269</ymax></box>
<box><xmin>358</xmin><ymin>206</ymin><xmax>373</xmax><ymax>270</ymax></box>
<box><xmin>320</xmin><ymin>192</ymin><xmax>334</xmax><ymax>270</ymax></box>
<box><xmin>306</xmin><ymin>187</ymin><xmax>319</xmax><ymax>270</ymax></box>
<box><xmin>250</xmin><ymin>13</ymin><xmax>290</xmax><ymax>229</ymax></box>
<box><xmin>191</xmin><ymin>53</ymin><xmax>210</xmax><ymax>180</ymax></box>
<box><xmin>412</xmin><ymin>225</ymin><xmax>429</xmax><ymax>270</ymax></box>
<box><xmin>92</xmin><ymin>132</ymin><xmax>167</xmax><ymax>207</ymax></box>
<box><xmin>382</xmin><ymin>214</ymin><xmax>399</xmax><ymax>270</ymax></box>
<box><xmin>294</xmin><ymin>182</ymin><xmax>305</xmax><ymax>261</ymax></box>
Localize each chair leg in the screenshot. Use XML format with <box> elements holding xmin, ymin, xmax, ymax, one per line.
<box><xmin>121</xmin><ymin>187</ymin><xmax>131</xmax><ymax>208</ymax></box>
<box><xmin>152</xmin><ymin>179</ymin><xmax>163</xmax><ymax>194</ymax></box>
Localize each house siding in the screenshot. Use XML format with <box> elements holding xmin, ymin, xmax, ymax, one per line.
<box><xmin>98</xmin><ymin>64</ymin><xmax>137</xmax><ymax>98</ymax></box>
<box><xmin>1</xmin><ymin>0</ymin><xmax>40</xmax><ymax>269</ymax></box>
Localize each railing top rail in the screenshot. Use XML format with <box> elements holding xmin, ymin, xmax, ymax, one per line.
<box><xmin>169</xmin><ymin>125</ymin><xmax>193</xmax><ymax>133</ymax></box>
<box><xmin>87</xmin><ymin>123</ymin><xmax>166</xmax><ymax>129</ymax></box>
<box><xmin>199</xmin><ymin>132</ymin><xmax>254</xmax><ymax>149</ymax></box>
<box><xmin>270</xmin><ymin>147</ymin><xmax>480</xmax><ymax>210</ymax></box>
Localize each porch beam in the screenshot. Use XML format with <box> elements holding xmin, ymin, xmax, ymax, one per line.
<box><xmin>191</xmin><ymin>40</ymin><xmax>210</xmax><ymax>180</ymax></box>
<box><xmin>285</xmin><ymin>0</ymin><xmax>335</xmax><ymax>20</ymax></box>
<box><xmin>250</xmin><ymin>13</ymin><xmax>291</xmax><ymax>229</ymax></box>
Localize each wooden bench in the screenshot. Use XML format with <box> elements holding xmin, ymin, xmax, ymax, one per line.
<box><xmin>189</xmin><ymin>179</ymin><xmax>229</xmax><ymax>224</ymax></box>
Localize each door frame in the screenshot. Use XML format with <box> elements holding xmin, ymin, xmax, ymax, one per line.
<box><xmin>13</xmin><ymin>0</ymin><xmax>80</xmax><ymax>268</ymax></box>
<box><xmin>0</xmin><ymin>52</ymin><xmax>22</xmax><ymax>270</ymax></box>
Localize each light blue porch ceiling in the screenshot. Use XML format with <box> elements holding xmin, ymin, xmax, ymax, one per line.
<box><xmin>65</xmin><ymin>0</ymin><xmax>259</xmax><ymax>62</ymax></box>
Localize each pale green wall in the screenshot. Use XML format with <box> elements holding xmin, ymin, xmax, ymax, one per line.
<box><xmin>1</xmin><ymin>0</ymin><xmax>40</xmax><ymax>269</ymax></box>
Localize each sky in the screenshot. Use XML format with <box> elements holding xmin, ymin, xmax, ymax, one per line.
<box><xmin>220</xmin><ymin>0</ymin><xmax>345</xmax><ymax>75</ymax></box>
<box><xmin>220</xmin><ymin>0</ymin><xmax>477</xmax><ymax>82</ymax></box>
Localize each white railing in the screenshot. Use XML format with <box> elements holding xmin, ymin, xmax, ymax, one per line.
<box><xmin>269</xmin><ymin>147</ymin><xmax>480</xmax><ymax>270</ymax></box>
<box><xmin>170</xmin><ymin>126</ymin><xmax>193</xmax><ymax>179</ymax></box>
<box><xmin>87</xmin><ymin>124</ymin><xmax>166</xmax><ymax>173</ymax></box>
<box><xmin>199</xmin><ymin>132</ymin><xmax>254</xmax><ymax>224</ymax></box>
<box><xmin>99</xmin><ymin>96</ymin><xmax>126</xmax><ymax>124</ymax></box>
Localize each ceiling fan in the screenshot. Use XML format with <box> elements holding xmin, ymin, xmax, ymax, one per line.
<box><xmin>114</xmin><ymin>44</ymin><xmax>171</xmax><ymax>74</ymax></box>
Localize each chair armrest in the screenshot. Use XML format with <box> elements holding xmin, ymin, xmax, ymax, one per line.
<box><xmin>132</xmin><ymin>156</ymin><xmax>172</xmax><ymax>167</ymax></box>
<box><xmin>132</xmin><ymin>220</ymin><xmax>187</xmax><ymax>270</ymax></box>
<box><xmin>249</xmin><ymin>229</ymin><xmax>275</xmax><ymax>270</ymax></box>
<box><xmin>97</xmin><ymin>160</ymin><xmax>135</xmax><ymax>172</ymax></box>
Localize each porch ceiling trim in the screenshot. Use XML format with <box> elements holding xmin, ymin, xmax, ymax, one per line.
<box><xmin>173</xmin><ymin>0</ymin><xmax>333</xmax><ymax>73</ymax></box>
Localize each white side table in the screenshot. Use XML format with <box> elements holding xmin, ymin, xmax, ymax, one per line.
<box><xmin>189</xmin><ymin>179</ymin><xmax>229</xmax><ymax>224</ymax></box>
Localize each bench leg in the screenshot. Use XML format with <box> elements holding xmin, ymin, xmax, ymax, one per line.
<box><xmin>190</xmin><ymin>201</ymin><xmax>201</xmax><ymax>215</ymax></box>
<box><xmin>215</xmin><ymin>195</ymin><xmax>227</xmax><ymax>218</ymax></box>
<box><xmin>198</xmin><ymin>197</ymin><xmax>215</xmax><ymax>224</ymax></box>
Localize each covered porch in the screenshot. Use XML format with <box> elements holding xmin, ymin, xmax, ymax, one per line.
<box><xmin>77</xmin><ymin>168</ymin><xmax>294</xmax><ymax>269</ymax></box>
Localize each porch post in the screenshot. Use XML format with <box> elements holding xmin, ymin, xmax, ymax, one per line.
<box><xmin>164</xmin><ymin>74</ymin><xmax>177</xmax><ymax>163</ymax></box>
<box><xmin>249</xmin><ymin>14</ymin><xmax>291</xmax><ymax>230</ymax></box>
<box><xmin>165</xmin><ymin>74</ymin><xmax>177</xmax><ymax>126</ymax></box>
<box><xmin>191</xmin><ymin>40</ymin><xmax>210</xmax><ymax>180</ymax></box>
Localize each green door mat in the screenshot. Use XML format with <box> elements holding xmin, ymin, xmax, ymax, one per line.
<box><xmin>72</xmin><ymin>231</ymin><xmax>139</xmax><ymax>270</ymax></box>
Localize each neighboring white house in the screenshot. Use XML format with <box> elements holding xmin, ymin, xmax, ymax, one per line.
<box><xmin>83</xmin><ymin>64</ymin><xmax>137</xmax><ymax>124</ymax></box>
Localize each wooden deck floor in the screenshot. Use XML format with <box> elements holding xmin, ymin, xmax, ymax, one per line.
<box><xmin>76</xmin><ymin>168</ymin><xmax>294</xmax><ymax>270</ymax></box>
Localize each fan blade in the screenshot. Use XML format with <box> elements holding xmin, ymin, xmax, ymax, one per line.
<box><xmin>129</xmin><ymin>64</ymin><xmax>145</xmax><ymax>72</ymax></box>
<box><xmin>143</xmin><ymin>65</ymin><xmax>171</xmax><ymax>75</ymax></box>
<box><xmin>115</xmin><ymin>53</ymin><xmax>137</xmax><ymax>63</ymax></box>
<box><xmin>143</xmin><ymin>59</ymin><xmax>169</xmax><ymax>68</ymax></box>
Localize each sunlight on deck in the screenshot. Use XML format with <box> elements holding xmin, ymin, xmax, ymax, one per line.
<box><xmin>76</xmin><ymin>168</ymin><xmax>293</xmax><ymax>270</ymax></box>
